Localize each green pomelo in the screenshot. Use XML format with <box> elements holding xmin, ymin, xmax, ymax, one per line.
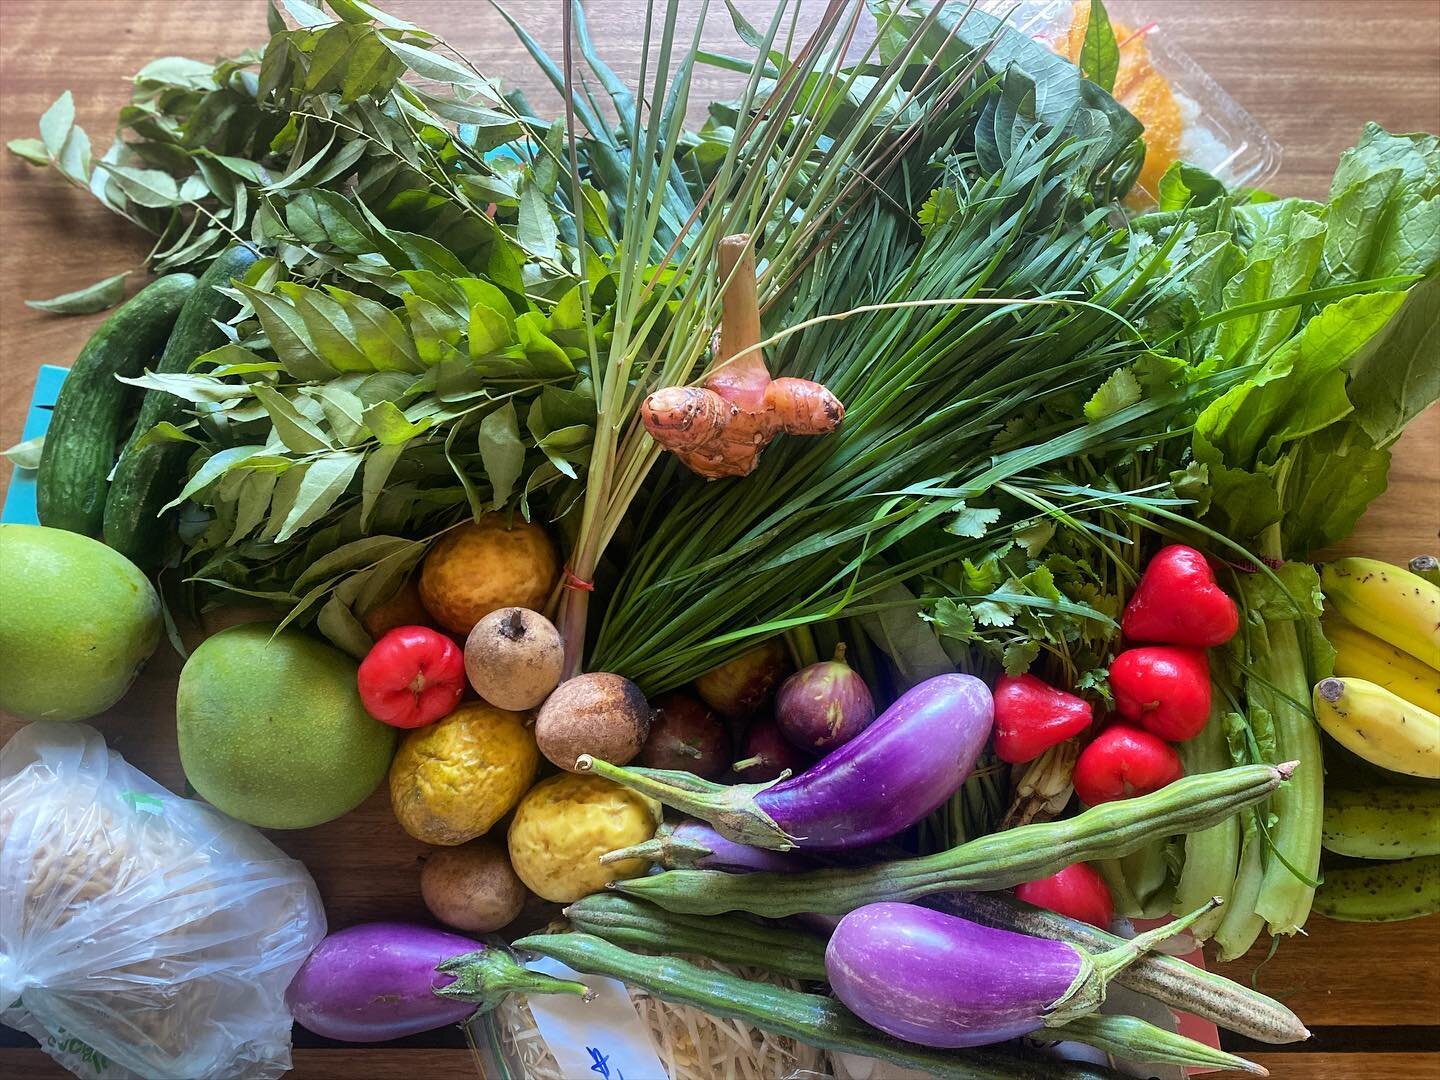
<box><xmin>177</xmin><ymin>623</ymin><xmax>396</xmax><ymax>829</ymax></box>
<box><xmin>0</xmin><ymin>523</ymin><xmax>161</xmax><ymax>721</ymax></box>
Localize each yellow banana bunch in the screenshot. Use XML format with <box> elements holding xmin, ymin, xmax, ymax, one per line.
<box><xmin>1321</xmin><ymin>557</ymin><xmax>1440</xmax><ymax>669</ymax></box>
<box><xmin>1324</xmin><ymin>615</ymin><xmax>1440</xmax><ymax>712</ymax></box>
<box><xmin>1313</xmin><ymin>677</ymin><xmax>1440</xmax><ymax>779</ymax></box>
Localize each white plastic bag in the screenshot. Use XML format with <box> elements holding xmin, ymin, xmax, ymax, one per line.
<box><xmin>0</xmin><ymin>723</ymin><xmax>326</xmax><ymax>1079</ymax></box>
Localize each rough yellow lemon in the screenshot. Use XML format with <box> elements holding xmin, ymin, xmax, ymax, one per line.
<box><xmin>419</xmin><ymin>515</ymin><xmax>559</xmax><ymax>636</ymax></box>
<box><xmin>508</xmin><ymin>773</ymin><xmax>660</xmax><ymax>902</ymax></box>
<box><xmin>389</xmin><ymin>702</ymin><xmax>538</xmax><ymax>845</ymax></box>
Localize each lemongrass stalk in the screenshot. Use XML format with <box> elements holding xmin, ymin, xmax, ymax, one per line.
<box><xmin>1173</xmin><ymin>692</ymin><xmax>1241</xmax><ymax>940</ymax></box>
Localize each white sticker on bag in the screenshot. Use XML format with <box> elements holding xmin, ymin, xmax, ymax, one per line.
<box><xmin>523</xmin><ymin>955</ymin><xmax>669</xmax><ymax>1080</ymax></box>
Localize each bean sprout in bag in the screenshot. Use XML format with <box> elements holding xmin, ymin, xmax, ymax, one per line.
<box><xmin>0</xmin><ymin>723</ymin><xmax>326</xmax><ymax>1079</ymax></box>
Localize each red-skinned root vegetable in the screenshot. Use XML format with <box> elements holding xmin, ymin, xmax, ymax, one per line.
<box><xmin>1123</xmin><ymin>545</ymin><xmax>1239</xmax><ymax>647</ymax></box>
<box><xmin>776</xmin><ymin>643</ymin><xmax>876</xmax><ymax>752</ymax></box>
<box><xmin>824</xmin><ymin>899</ymin><xmax>1220</xmax><ymax>1049</ymax></box>
<box><xmin>601</xmin><ymin>818</ymin><xmax>808</xmax><ymax>873</ymax></box>
<box><xmin>640</xmin><ymin>235</ymin><xmax>843</xmax><ymax>480</ymax></box>
<box><xmin>285</xmin><ymin>922</ymin><xmax>590</xmax><ymax>1042</ymax></box>
<box><xmin>578</xmin><ymin>673</ymin><xmax>993</xmax><ymax>851</ymax></box>
<box><xmin>1072</xmin><ymin>726</ymin><xmax>1184</xmax><ymax>806</ymax></box>
<box><xmin>992</xmin><ymin>675</ymin><xmax>1093</xmax><ymax>764</ymax></box>
<box><xmin>694</xmin><ymin>640</ymin><xmax>789</xmax><ymax>718</ymax></box>
<box><xmin>357</xmin><ymin>626</ymin><xmax>466</xmax><ymax>729</ymax></box>
<box><xmin>1110</xmin><ymin>647</ymin><xmax>1212</xmax><ymax>741</ymax></box>
<box><xmin>1015</xmin><ymin>864</ymin><xmax>1115</xmax><ymax>929</ymax></box>
<box><xmin>640</xmin><ymin>692</ymin><xmax>730</xmax><ymax>777</ymax></box>
<box><xmin>733</xmin><ymin>716</ymin><xmax>812</xmax><ymax>781</ymax></box>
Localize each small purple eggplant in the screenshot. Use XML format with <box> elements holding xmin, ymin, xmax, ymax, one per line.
<box><xmin>775</xmin><ymin>644</ymin><xmax>876</xmax><ymax>752</ymax></box>
<box><xmin>579</xmin><ymin>673</ymin><xmax>993</xmax><ymax>850</ymax></box>
<box><xmin>824</xmin><ymin>900</ymin><xmax>1219</xmax><ymax>1049</ymax></box>
<box><xmin>733</xmin><ymin>716</ymin><xmax>813</xmax><ymax>782</ymax></box>
<box><xmin>286</xmin><ymin>923</ymin><xmax>590</xmax><ymax>1043</ymax></box>
<box><xmin>601</xmin><ymin>819</ymin><xmax>812</xmax><ymax>873</ymax></box>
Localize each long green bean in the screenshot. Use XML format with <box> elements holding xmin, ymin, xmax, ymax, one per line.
<box><xmin>616</xmin><ymin>762</ymin><xmax>1293</xmax><ymax>918</ymax></box>
<box><xmin>564</xmin><ymin>893</ymin><xmax>827</xmax><ymax>981</ymax></box>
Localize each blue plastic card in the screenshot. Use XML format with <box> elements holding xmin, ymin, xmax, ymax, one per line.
<box><xmin>2</xmin><ymin>364</ymin><xmax>70</xmax><ymax>525</ymax></box>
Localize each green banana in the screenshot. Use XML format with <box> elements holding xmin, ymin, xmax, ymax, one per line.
<box><xmin>1314</xmin><ymin>855</ymin><xmax>1440</xmax><ymax>923</ymax></box>
<box><xmin>1321</xmin><ymin>557</ymin><xmax>1440</xmax><ymax>669</ymax></box>
<box><xmin>1322</xmin><ymin>785</ymin><xmax>1440</xmax><ymax>860</ymax></box>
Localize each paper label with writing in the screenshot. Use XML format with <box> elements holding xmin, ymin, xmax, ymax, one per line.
<box><xmin>524</xmin><ymin>955</ymin><xmax>668</xmax><ymax>1080</ymax></box>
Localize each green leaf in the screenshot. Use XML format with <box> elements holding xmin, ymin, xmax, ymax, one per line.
<box><xmin>1281</xmin><ymin>421</ymin><xmax>1391</xmax><ymax>555</ymax></box>
<box><xmin>1320</xmin><ymin>124</ymin><xmax>1440</xmax><ymax>285</ymax></box>
<box><xmin>133</xmin><ymin>421</ymin><xmax>203</xmax><ymax>450</ymax></box>
<box><xmin>1342</xmin><ymin>271</ymin><xmax>1440</xmax><ymax>447</ymax></box>
<box><xmin>477</xmin><ymin>401</ymin><xmax>524</xmax><ymax>508</ymax></box>
<box><xmin>6</xmin><ymin>138</ymin><xmax>49</xmax><ymax>166</ymax></box>
<box><xmin>163</xmin><ymin>444</ymin><xmax>271</xmax><ymax>511</ymax></box>
<box><xmin>227</xmin><ymin>468</ymin><xmax>281</xmax><ymax>544</ymax></box>
<box><xmin>1083</xmin><ymin>367</ymin><xmax>1141</xmax><ymax>422</ymax></box>
<box><xmin>377</xmin><ymin>33</ymin><xmax>484</xmax><ymax>85</ymax></box>
<box><xmin>98</xmin><ymin>162</ymin><xmax>182</xmax><ymax>207</ymax></box>
<box><xmin>316</xmin><ymin>593</ymin><xmax>373</xmax><ymax>658</ymax></box>
<box><xmin>323</xmin><ymin>285</ymin><xmax>422</xmax><ymax>371</ymax></box>
<box><xmin>515</xmin><ymin>311</ymin><xmax>574</xmax><ymax>376</ymax></box>
<box><xmin>361</xmin><ymin>440</ymin><xmax>407</xmax><ymax>527</ymax></box>
<box><xmin>517</xmin><ymin>182</ymin><xmax>559</xmax><ymax>261</ymax></box>
<box><xmin>1002</xmin><ymin>639</ymin><xmax>1041</xmax><ymax>676</ymax></box>
<box><xmin>253</xmin><ymin>384</ymin><xmax>334</xmax><ymax>452</ymax></box>
<box><xmin>237</xmin><ymin>283</ymin><xmax>333</xmax><ymax>379</ymax></box>
<box><xmin>25</xmin><ymin>271</ymin><xmax>129</xmax><ymax>314</ymax></box>
<box><xmin>277</xmin><ymin>450</ymin><xmax>362</xmax><ymax>540</ymax></box>
<box><xmin>927</xmin><ymin>597</ymin><xmax>977</xmax><ymax>642</ymax></box>
<box><xmin>1078</xmin><ymin>0</ymin><xmax>1119</xmax><ymax>93</ymax></box>
<box><xmin>38</xmin><ymin>91</ymin><xmax>75</xmax><ymax>159</ymax></box>
<box><xmin>3</xmin><ymin>434</ymin><xmax>44</xmax><ymax>469</ymax></box>
<box><xmin>945</xmin><ymin>502</ymin><xmax>1002</xmax><ymax>539</ymax></box>
<box><xmin>469</xmin><ymin>302</ymin><xmax>515</xmax><ymax>356</ymax></box>
<box><xmin>363</xmin><ymin>399</ymin><xmax>432</xmax><ymax>444</ymax></box>
<box><xmin>917</xmin><ymin>187</ymin><xmax>958</xmax><ymax>235</ymax></box>
<box><xmin>118</xmin><ymin>370</ymin><xmax>255</xmax><ymax>403</ymax></box>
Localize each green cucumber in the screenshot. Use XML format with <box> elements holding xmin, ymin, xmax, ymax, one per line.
<box><xmin>36</xmin><ymin>274</ymin><xmax>197</xmax><ymax>536</ymax></box>
<box><xmin>1322</xmin><ymin>785</ymin><xmax>1440</xmax><ymax>860</ymax></box>
<box><xmin>1314</xmin><ymin>855</ymin><xmax>1440</xmax><ymax>923</ymax></box>
<box><xmin>104</xmin><ymin>245</ymin><xmax>259</xmax><ymax>567</ymax></box>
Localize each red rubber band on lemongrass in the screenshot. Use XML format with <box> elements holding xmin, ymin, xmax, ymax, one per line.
<box><xmin>562</xmin><ymin>568</ymin><xmax>595</xmax><ymax>592</ymax></box>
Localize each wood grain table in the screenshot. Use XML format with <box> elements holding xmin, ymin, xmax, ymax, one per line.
<box><xmin>2</xmin><ymin>2</ymin><xmax>1438</xmax><ymax>1077</ymax></box>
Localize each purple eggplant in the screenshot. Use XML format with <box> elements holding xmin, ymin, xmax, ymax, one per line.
<box><xmin>824</xmin><ymin>901</ymin><xmax>1219</xmax><ymax>1049</ymax></box>
<box><xmin>580</xmin><ymin>673</ymin><xmax>993</xmax><ymax>851</ymax></box>
<box><xmin>733</xmin><ymin>716</ymin><xmax>814</xmax><ymax>781</ymax></box>
<box><xmin>286</xmin><ymin>922</ymin><xmax>590</xmax><ymax>1042</ymax></box>
<box><xmin>600</xmin><ymin>818</ymin><xmax>810</xmax><ymax>873</ymax></box>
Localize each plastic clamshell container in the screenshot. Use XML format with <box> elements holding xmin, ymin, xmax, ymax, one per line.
<box><xmin>976</xmin><ymin>0</ymin><xmax>1282</xmax><ymax>202</ymax></box>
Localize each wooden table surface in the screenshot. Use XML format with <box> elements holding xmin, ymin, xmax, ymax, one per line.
<box><xmin>2</xmin><ymin>1</ymin><xmax>1438</xmax><ymax>1077</ymax></box>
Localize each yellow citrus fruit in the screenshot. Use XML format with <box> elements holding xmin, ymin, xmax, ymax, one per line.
<box><xmin>388</xmin><ymin>702</ymin><xmax>538</xmax><ymax>845</ymax></box>
<box><xmin>1064</xmin><ymin>1</ymin><xmax>1183</xmax><ymax>202</ymax></box>
<box><xmin>507</xmin><ymin>772</ymin><xmax>661</xmax><ymax>903</ymax></box>
<box><xmin>419</xmin><ymin>514</ymin><xmax>560</xmax><ymax>635</ymax></box>
<box><xmin>361</xmin><ymin>575</ymin><xmax>431</xmax><ymax>639</ymax></box>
